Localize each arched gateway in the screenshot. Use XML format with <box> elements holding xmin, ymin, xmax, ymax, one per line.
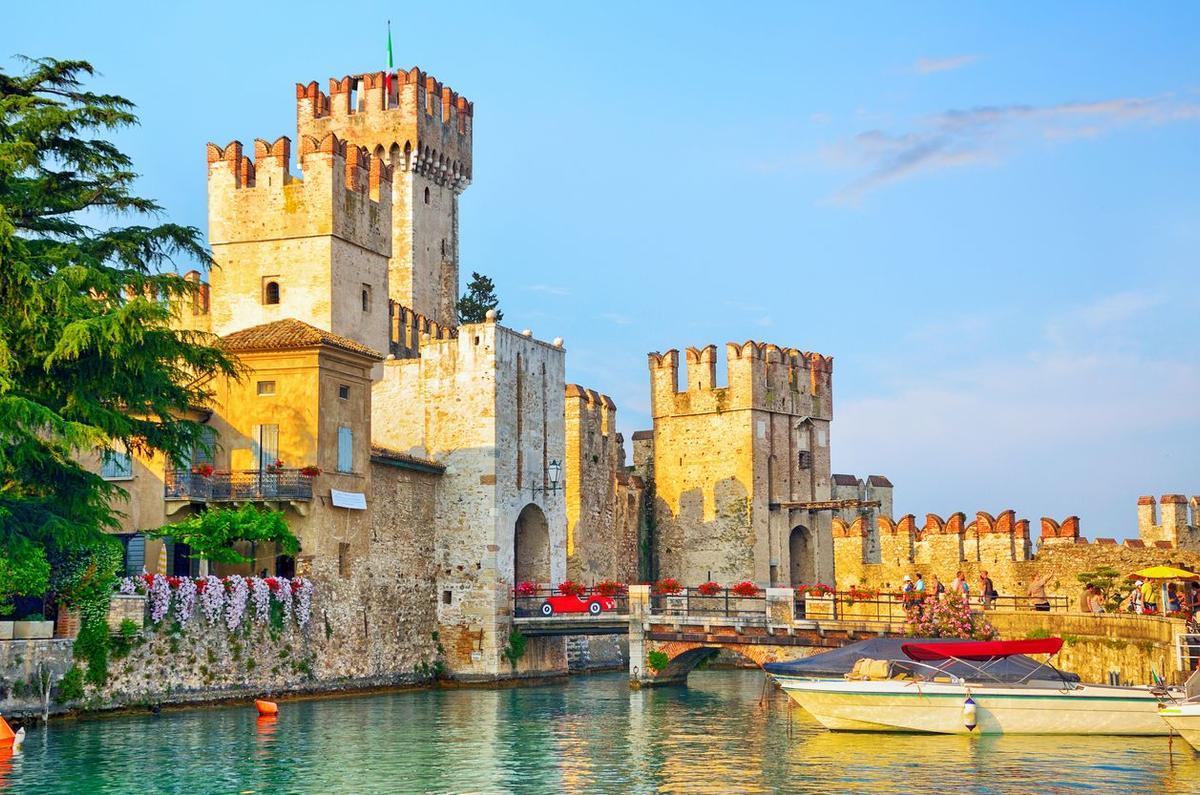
<box><xmin>513</xmin><ymin>503</ymin><xmax>551</xmax><ymax>585</ymax></box>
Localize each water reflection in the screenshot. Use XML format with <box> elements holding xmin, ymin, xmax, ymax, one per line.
<box><xmin>3</xmin><ymin>671</ymin><xmax>1199</xmax><ymax>794</ymax></box>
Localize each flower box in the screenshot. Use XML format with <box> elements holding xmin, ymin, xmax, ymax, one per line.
<box><xmin>0</xmin><ymin>621</ymin><xmax>12</xmax><ymax>641</ymax></box>
<box><xmin>13</xmin><ymin>620</ymin><xmax>54</xmax><ymax>640</ymax></box>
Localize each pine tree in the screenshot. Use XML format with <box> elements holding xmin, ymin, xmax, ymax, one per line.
<box><xmin>0</xmin><ymin>57</ymin><xmax>239</xmax><ymax>553</ymax></box>
<box><xmin>456</xmin><ymin>271</ymin><xmax>503</xmax><ymax>324</ymax></box>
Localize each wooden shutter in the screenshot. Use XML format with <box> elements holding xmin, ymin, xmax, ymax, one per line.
<box><xmin>337</xmin><ymin>426</ymin><xmax>353</xmax><ymax>473</ymax></box>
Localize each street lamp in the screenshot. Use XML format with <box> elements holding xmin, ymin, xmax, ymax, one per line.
<box><xmin>531</xmin><ymin>459</ymin><xmax>563</xmax><ymax>496</ymax></box>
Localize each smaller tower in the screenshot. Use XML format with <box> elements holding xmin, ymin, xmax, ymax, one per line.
<box><xmin>205</xmin><ymin>134</ymin><xmax>392</xmax><ymax>354</ymax></box>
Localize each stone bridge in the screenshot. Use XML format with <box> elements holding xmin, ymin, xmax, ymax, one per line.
<box><xmin>626</xmin><ymin>585</ymin><xmax>908</xmax><ymax>687</ymax></box>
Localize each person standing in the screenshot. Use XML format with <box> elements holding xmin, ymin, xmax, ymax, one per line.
<box><xmin>1028</xmin><ymin>573</ymin><xmax>1052</xmax><ymax>612</ymax></box>
<box><xmin>980</xmin><ymin>571</ymin><xmax>997</xmax><ymax>610</ymax></box>
<box><xmin>1141</xmin><ymin>579</ymin><xmax>1158</xmax><ymax>614</ymax></box>
<box><xmin>914</xmin><ymin>573</ymin><xmax>926</xmax><ymax>601</ymax></box>
<box><xmin>1128</xmin><ymin>581</ymin><xmax>1144</xmax><ymax>614</ymax></box>
<box><xmin>951</xmin><ymin>571</ymin><xmax>968</xmax><ymax>598</ymax></box>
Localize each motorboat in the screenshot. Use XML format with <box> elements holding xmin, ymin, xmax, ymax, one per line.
<box><xmin>766</xmin><ymin>637</ymin><xmax>1179</xmax><ymax>735</ymax></box>
<box><xmin>1160</xmin><ymin>669</ymin><xmax>1200</xmax><ymax>749</ymax></box>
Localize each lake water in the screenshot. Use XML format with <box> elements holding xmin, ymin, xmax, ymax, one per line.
<box><xmin>3</xmin><ymin>670</ymin><xmax>1198</xmax><ymax>793</ymax></box>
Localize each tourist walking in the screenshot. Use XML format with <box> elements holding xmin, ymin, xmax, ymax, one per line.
<box><xmin>1190</xmin><ymin>581</ymin><xmax>1200</xmax><ymax>615</ymax></box>
<box><xmin>1028</xmin><ymin>573</ymin><xmax>1052</xmax><ymax>612</ymax></box>
<box><xmin>1167</xmin><ymin>583</ymin><xmax>1181</xmax><ymax>614</ymax></box>
<box><xmin>901</xmin><ymin>575</ymin><xmax>917</xmax><ymax>615</ymax></box>
<box><xmin>914</xmin><ymin>573</ymin><xmax>927</xmax><ymax>601</ymax></box>
<box><xmin>980</xmin><ymin>571</ymin><xmax>997</xmax><ymax>610</ymax></box>
<box><xmin>951</xmin><ymin>571</ymin><xmax>968</xmax><ymax>599</ymax></box>
<box><xmin>1087</xmin><ymin>586</ymin><xmax>1106</xmax><ymax>614</ymax></box>
<box><xmin>930</xmin><ymin>574</ymin><xmax>946</xmax><ymax>598</ymax></box>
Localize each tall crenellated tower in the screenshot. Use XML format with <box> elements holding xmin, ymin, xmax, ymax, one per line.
<box><xmin>296</xmin><ymin>69</ymin><xmax>472</xmax><ymax>328</ymax></box>
<box><xmin>646</xmin><ymin>341</ymin><xmax>835</xmax><ymax>587</ymax></box>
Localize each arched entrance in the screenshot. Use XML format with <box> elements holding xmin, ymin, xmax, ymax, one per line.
<box><xmin>789</xmin><ymin>525</ymin><xmax>814</xmax><ymax>586</ymax></box>
<box><xmin>514</xmin><ymin>503</ymin><xmax>551</xmax><ymax>585</ymax></box>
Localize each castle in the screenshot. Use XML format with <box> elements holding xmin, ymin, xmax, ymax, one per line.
<box><xmin>89</xmin><ymin>61</ymin><xmax>1198</xmax><ymax>693</ymax></box>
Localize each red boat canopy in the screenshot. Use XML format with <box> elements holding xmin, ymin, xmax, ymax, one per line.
<box><xmin>901</xmin><ymin>638</ymin><xmax>1063</xmax><ymax>662</ymax></box>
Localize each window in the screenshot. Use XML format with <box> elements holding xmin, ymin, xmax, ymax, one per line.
<box><xmin>361</xmin><ymin>284</ymin><xmax>371</xmax><ymax>312</ymax></box>
<box><xmin>263</xmin><ymin>279</ymin><xmax>280</xmax><ymax>305</ymax></box>
<box><xmin>440</xmin><ymin>238</ymin><xmax>446</xmax><ymax>256</ymax></box>
<box><xmin>337</xmin><ymin>426</ymin><xmax>353</xmax><ymax>473</ymax></box>
<box><xmin>423</xmin><ymin>186</ymin><xmax>430</xmax><ymax>204</ymax></box>
<box><xmin>101</xmin><ymin>449</ymin><xmax>133</xmax><ymax>480</ymax></box>
<box><xmin>256</xmin><ymin>380</ymin><xmax>276</xmax><ymax>396</ymax></box>
<box><xmin>443</xmin><ymin>590</ymin><xmax>452</xmax><ymax>605</ymax></box>
<box><xmin>798</xmin><ymin>451</ymin><xmax>813</xmax><ymax>470</ymax></box>
<box><xmin>253</xmin><ymin>424</ymin><xmax>280</xmax><ymax>470</ymax></box>
<box><xmin>338</xmin><ymin>384</ymin><xmax>350</xmax><ymax>400</ymax></box>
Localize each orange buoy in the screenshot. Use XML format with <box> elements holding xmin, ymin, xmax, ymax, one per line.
<box><xmin>0</xmin><ymin>715</ymin><xmax>14</xmax><ymax>747</ymax></box>
<box><xmin>255</xmin><ymin>699</ymin><xmax>278</xmax><ymax>716</ymax></box>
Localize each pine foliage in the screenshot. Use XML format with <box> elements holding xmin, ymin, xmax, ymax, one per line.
<box><xmin>456</xmin><ymin>271</ymin><xmax>502</xmax><ymax>324</ymax></box>
<box><xmin>0</xmin><ymin>57</ymin><xmax>238</xmax><ymax>551</ymax></box>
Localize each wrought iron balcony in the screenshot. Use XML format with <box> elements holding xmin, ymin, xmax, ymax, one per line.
<box><xmin>164</xmin><ymin>469</ymin><xmax>314</xmax><ymax>502</ymax></box>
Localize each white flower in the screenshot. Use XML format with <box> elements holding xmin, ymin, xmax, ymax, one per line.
<box><xmin>175</xmin><ymin>577</ymin><xmax>197</xmax><ymax>623</ymax></box>
<box><xmin>225</xmin><ymin>576</ymin><xmax>249</xmax><ymax>631</ymax></box>
<box><xmin>250</xmin><ymin>577</ymin><xmax>271</xmax><ymax>623</ymax></box>
<box><xmin>200</xmin><ymin>575</ymin><xmax>224</xmax><ymax>624</ymax></box>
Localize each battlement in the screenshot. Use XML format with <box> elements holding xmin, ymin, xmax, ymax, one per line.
<box><xmin>387</xmin><ymin>300</ymin><xmax>458</xmax><ymax>359</ymax></box>
<box><xmin>296</xmin><ymin>68</ymin><xmax>472</xmax><ymax>188</ymax></box>
<box><xmin>648</xmin><ymin>340</ymin><xmax>833</xmax><ymax>419</ymax></box>
<box><xmin>207</xmin><ymin>134</ymin><xmax>392</xmax><ymax>255</ymax></box>
<box><xmin>1137</xmin><ymin>494</ymin><xmax>1200</xmax><ymax>547</ymax></box>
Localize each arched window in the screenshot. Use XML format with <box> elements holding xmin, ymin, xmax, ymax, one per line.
<box><xmin>264</xmin><ymin>281</ymin><xmax>280</xmax><ymax>305</ymax></box>
<box><xmin>424</xmin><ymin>186</ymin><xmax>430</xmax><ymax>204</ymax></box>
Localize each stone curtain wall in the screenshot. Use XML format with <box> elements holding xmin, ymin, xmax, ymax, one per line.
<box><xmin>1138</xmin><ymin>494</ymin><xmax>1200</xmax><ymax>551</ymax></box>
<box><xmin>833</xmin><ymin>511</ymin><xmax>1200</xmax><ymax>607</ymax></box>
<box><xmin>564</xmin><ymin>385</ymin><xmax>644</xmax><ymax>584</ymax></box>
<box><xmin>0</xmin><ymin>640</ymin><xmax>73</xmax><ymax>717</ymax></box>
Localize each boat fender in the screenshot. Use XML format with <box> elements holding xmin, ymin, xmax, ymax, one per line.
<box><xmin>255</xmin><ymin>699</ymin><xmax>278</xmax><ymax>716</ymax></box>
<box><xmin>0</xmin><ymin>715</ymin><xmax>14</xmax><ymax>747</ymax></box>
<box><xmin>963</xmin><ymin>696</ymin><xmax>978</xmax><ymax>732</ymax></box>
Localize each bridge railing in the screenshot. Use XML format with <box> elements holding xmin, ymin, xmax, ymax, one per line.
<box><xmin>512</xmin><ymin>586</ymin><xmax>630</xmax><ymax>617</ymax></box>
<box><xmin>797</xmin><ymin>591</ymin><xmax>1072</xmax><ymax>624</ymax></box>
<box><xmin>649</xmin><ymin>587</ymin><xmax>768</xmax><ymax>619</ymax></box>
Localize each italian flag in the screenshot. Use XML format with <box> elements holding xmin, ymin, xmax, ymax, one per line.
<box><xmin>384</xmin><ymin>21</ymin><xmax>394</xmax><ymax>96</ymax></box>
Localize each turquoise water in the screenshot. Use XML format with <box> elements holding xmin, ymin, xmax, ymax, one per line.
<box><xmin>3</xmin><ymin>670</ymin><xmax>1198</xmax><ymax>793</ymax></box>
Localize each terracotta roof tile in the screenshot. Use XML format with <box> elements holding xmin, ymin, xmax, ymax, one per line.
<box><xmin>867</xmin><ymin>475</ymin><xmax>893</xmax><ymax>487</ymax></box>
<box><xmin>831</xmin><ymin>474</ymin><xmax>860</xmax><ymax>486</ymax></box>
<box><xmin>370</xmin><ymin>445</ymin><xmax>445</xmax><ymax>473</ymax></box>
<box><xmin>222</xmin><ymin>319</ymin><xmax>384</xmax><ymax>360</ymax></box>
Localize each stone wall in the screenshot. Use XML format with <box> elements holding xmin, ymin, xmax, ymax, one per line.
<box><xmin>1138</xmin><ymin>494</ymin><xmax>1200</xmax><ymax>551</ymax></box>
<box><xmin>989</xmin><ymin>612</ymin><xmax>1190</xmax><ymax>686</ymax></box>
<box><xmin>564</xmin><ymin>385</ymin><xmax>643</xmax><ymax>584</ymax></box>
<box><xmin>372</xmin><ymin>318</ymin><xmax>568</xmax><ymax>679</ymax></box>
<box><xmin>0</xmin><ymin>640</ymin><xmax>73</xmax><ymax>717</ymax></box>
<box><xmin>647</xmin><ymin>341</ymin><xmax>834</xmax><ymax>587</ymax></box>
<box><xmin>831</xmin><ymin>474</ymin><xmax>893</xmax><ymax>565</ymax></box>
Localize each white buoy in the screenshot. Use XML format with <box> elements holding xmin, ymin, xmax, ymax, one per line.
<box><xmin>12</xmin><ymin>727</ymin><xmax>23</xmax><ymax>751</ymax></box>
<box><xmin>963</xmin><ymin>695</ymin><xmax>978</xmax><ymax>732</ymax></box>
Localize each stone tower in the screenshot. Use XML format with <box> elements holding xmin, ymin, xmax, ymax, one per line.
<box><xmin>646</xmin><ymin>342</ymin><xmax>835</xmax><ymax>587</ymax></box>
<box><xmin>206</xmin><ymin>135</ymin><xmax>393</xmax><ymax>354</ymax></box>
<box><xmin>296</xmin><ymin>69</ymin><xmax>473</xmax><ymax>328</ymax></box>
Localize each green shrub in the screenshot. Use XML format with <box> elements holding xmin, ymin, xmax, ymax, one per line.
<box><xmin>647</xmin><ymin>650</ymin><xmax>669</xmax><ymax>672</ymax></box>
<box><xmin>500</xmin><ymin>629</ymin><xmax>527</xmax><ymax>667</ymax></box>
<box><xmin>57</xmin><ymin>666</ymin><xmax>84</xmax><ymax>701</ymax></box>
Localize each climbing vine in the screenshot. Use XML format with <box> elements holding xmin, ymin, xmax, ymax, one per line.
<box><xmin>501</xmin><ymin>628</ymin><xmax>527</xmax><ymax>667</ymax></box>
<box><xmin>50</xmin><ymin>538</ymin><xmax>123</xmax><ymax>685</ymax></box>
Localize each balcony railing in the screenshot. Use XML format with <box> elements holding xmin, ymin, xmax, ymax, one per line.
<box><xmin>164</xmin><ymin>469</ymin><xmax>314</xmax><ymax>502</ymax></box>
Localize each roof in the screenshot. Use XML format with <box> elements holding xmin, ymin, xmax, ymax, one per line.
<box><xmin>867</xmin><ymin>475</ymin><xmax>893</xmax><ymax>487</ymax></box>
<box><xmin>369</xmin><ymin>446</ymin><xmax>446</xmax><ymax>474</ymax></box>
<box><xmin>631</xmin><ymin>430</ymin><xmax>654</xmax><ymax>441</ymax></box>
<box><xmin>222</xmin><ymin>319</ymin><xmax>384</xmax><ymax>360</ymax></box>
<box><xmin>831</xmin><ymin>474</ymin><xmax>860</xmax><ymax>486</ymax></box>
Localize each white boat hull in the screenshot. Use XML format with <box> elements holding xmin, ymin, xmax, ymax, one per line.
<box><xmin>1160</xmin><ymin>704</ymin><xmax>1200</xmax><ymax>749</ymax></box>
<box><xmin>774</xmin><ymin>676</ymin><xmax>1173</xmax><ymax>736</ymax></box>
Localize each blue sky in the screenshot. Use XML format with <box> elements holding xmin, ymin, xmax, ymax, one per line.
<box><xmin>6</xmin><ymin>1</ymin><xmax>1198</xmax><ymax>538</ymax></box>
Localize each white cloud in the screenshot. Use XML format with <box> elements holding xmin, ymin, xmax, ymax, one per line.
<box><xmin>913</xmin><ymin>54</ymin><xmax>981</xmax><ymax>75</ymax></box>
<box><xmin>820</xmin><ymin>95</ymin><xmax>1200</xmax><ymax>204</ymax></box>
<box><xmin>598</xmin><ymin>312</ymin><xmax>633</xmax><ymax>326</ymax></box>
<box><xmin>834</xmin><ymin>291</ymin><xmax>1200</xmax><ymax>537</ymax></box>
<box><xmin>524</xmin><ymin>284</ymin><xmax>570</xmax><ymax>296</ymax></box>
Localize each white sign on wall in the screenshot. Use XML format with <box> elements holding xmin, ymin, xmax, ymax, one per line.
<box><xmin>330</xmin><ymin>489</ymin><xmax>367</xmax><ymax>510</ymax></box>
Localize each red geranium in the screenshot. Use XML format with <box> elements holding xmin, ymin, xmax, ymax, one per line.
<box><xmin>593</xmin><ymin>580</ymin><xmax>627</xmax><ymax>597</ymax></box>
<box><xmin>265</xmin><ymin>577</ymin><xmax>281</xmax><ymax>592</ymax></box>
<box><xmin>166</xmin><ymin>576</ymin><xmax>182</xmax><ymax>589</ymax></box>
<box><xmin>697</xmin><ymin>581</ymin><xmax>722</xmax><ymax>596</ymax></box>
<box><xmin>515</xmin><ymin>581</ymin><xmax>538</xmax><ymax>597</ymax></box>
<box><xmin>557</xmin><ymin>580</ymin><xmax>586</xmax><ymax>597</ymax></box>
<box><xmin>731</xmin><ymin>581</ymin><xmax>761</xmax><ymax>597</ymax></box>
<box><xmin>653</xmin><ymin>577</ymin><xmax>683</xmax><ymax>595</ymax></box>
<box><xmin>141</xmin><ymin>573</ymin><xmax>155</xmax><ymax>587</ymax></box>
<box><xmin>195</xmin><ymin>579</ymin><xmax>208</xmax><ymax>593</ymax></box>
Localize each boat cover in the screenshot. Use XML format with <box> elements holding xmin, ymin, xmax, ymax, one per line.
<box><xmin>762</xmin><ymin>636</ymin><xmax>1079</xmax><ymax>683</ymax></box>
<box><xmin>902</xmin><ymin>638</ymin><xmax>1064</xmax><ymax>661</ymax></box>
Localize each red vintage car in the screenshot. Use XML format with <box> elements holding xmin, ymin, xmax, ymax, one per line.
<box><xmin>540</xmin><ymin>593</ymin><xmax>616</xmax><ymax>616</ymax></box>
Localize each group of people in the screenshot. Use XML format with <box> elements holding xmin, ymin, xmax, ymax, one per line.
<box><xmin>1125</xmin><ymin>579</ymin><xmax>1200</xmax><ymax>616</ymax></box>
<box><xmin>900</xmin><ymin>570</ymin><xmax>1000</xmax><ymax>611</ymax></box>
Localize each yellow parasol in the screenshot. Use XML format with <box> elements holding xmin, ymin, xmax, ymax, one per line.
<box><xmin>1127</xmin><ymin>565</ymin><xmax>1199</xmax><ymax>580</ymax></box>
